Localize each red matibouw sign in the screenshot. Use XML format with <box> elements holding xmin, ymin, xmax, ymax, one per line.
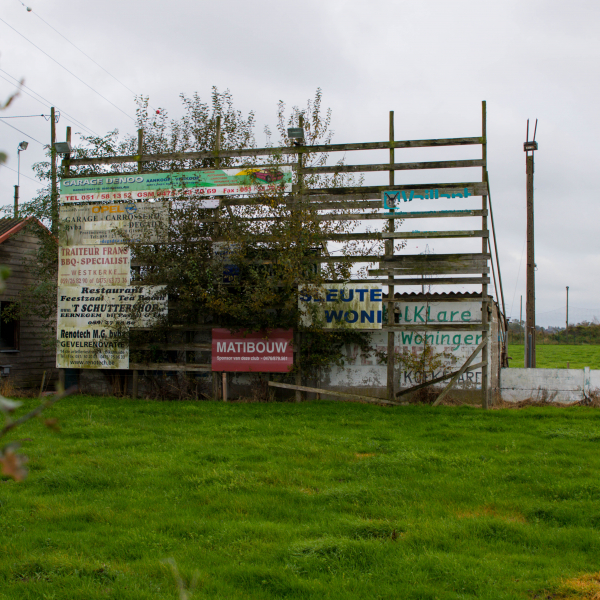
<box><xmin>211</xmin><ymin>328</ymin><xmax>294</xmax><ymax>372</ymax></box>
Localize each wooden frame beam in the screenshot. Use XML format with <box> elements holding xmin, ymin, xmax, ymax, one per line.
<box><xmin>301</xmin><ymin>159</ymin><xmax>484</xmax><ymax>175</ymax></box>
<box><xmin>65</xmin><ymin>137</ymin><xmax>484</xmax><ymax>168</ymax></box>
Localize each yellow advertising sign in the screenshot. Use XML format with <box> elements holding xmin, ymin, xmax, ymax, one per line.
<box><xmin>56</xmin><ymin>285</ymin><xmax>167</xmax><ymax>369</ymax></box>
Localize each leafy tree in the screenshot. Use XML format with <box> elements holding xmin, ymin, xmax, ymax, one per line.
<box><xmin>9</xmin><ymin>89</ymin><xmax>378</xmax><ymax>393</ymax></box>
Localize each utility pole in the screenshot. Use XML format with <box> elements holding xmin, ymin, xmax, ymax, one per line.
<box><xmin>14</xmin><ymin>140</ymin><xmax>29</xmax><ymax>218</ymax></box>
<box><xmin>566</xmin><ymin>286</ymin><xmax>569</xmax><ymax>342</ymax></box>
<box><xmin>13</xmin><ymin>185</ymin><xmax>19</xmax><ymax>219</ymax></box>
<box><xmin>50</xmin><ymin>107</ymin><xmax>58</xmax><ymax>235</ymax></box>
<box><xmin>520</xmin><ymin>295</ymin><xmax>523</xmax><ymax>343</ymax></box>
<box><xmin>524</xmin><ymin>119</ymin><xmax>538</xmax><ymax>368</ymax></box>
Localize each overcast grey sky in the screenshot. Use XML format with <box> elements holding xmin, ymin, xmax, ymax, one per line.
<box><xmin>1</xmin><ymin>0</ymin><xmax>598</xmax><ymax>327</ymax></box>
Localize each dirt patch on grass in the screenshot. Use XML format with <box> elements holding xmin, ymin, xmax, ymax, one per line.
<box><xmin>535</xmin><ymin>572</ymin><xmax>600</xmax><ymax>599</ymax></box>
<box><xmin>494</xmin><ymin>397</ymin><xmax>600</xmax><ymax>409</ymax></box>
<box><xmin>561</xmin><ymin>572</ymin><xmax>600</xmax><ymax>598</ymax></box>
<box><xmin>354</xmin><ymin>453</ymin><xmax>376</xmax><ymax>459</ymax></box>
<box><xmin>494</xmin><ymin>398</ymin><xmax>579</xmax><ymax>409</ymax></box>
<box><xmin>457</xmin><ymin>505</ymin><xmax>527</xmax><ymax>524</ymax></box>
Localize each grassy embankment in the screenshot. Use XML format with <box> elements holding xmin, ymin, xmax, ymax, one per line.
<box><xmin>2</xmin><ymin>396</ymin><xmax>600</xmax><ymax>599</ymax></box>
<box><xmin>507</xmin><ymin>344</ymin><xmax>600</xmax><ymax>369</ymax></box>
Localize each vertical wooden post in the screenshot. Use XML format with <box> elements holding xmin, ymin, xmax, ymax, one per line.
<box><xmin>137</xmin><ymin>129</ymin><xmax>144</xmax><ymax>173</ymax></box>
<box><xmin>294</xmin><ymin>114</ymin><xmax>305</xmax><ymax>403</ymax></box>
<box><xmin>63</xmin><ymin>126</ymin><xmax>72</xmax><ymax>178</ymax></box>
<box><xmin>481</xmin><ymin>101</ymin><xmax>489</xmax><ymax>409</ymax></box>
<box><xmin>294</xmin><ymin>333</ymin><xmax>302</xmax><ymax>402</ymax></box>
<box><xmin>38</xmin><ymin>370</ymin><xmax>46</xmax><ymax>398</ymax></box>
<box><xmin>58</xmin><ymin>368</ymin><xmax>65</xmax><ymax>390</ymax></box>
<box><xmin>50</xmin><ymin>107</ymin><xmax>58</xmax><ymax>236</ymax></box>
<box><xmin>525</xmin><ymin>146</ymin><xmax>536</xmax><ymax>367</ymax></box>
<box><xmin>212</xmin><ymin>115</ymin><xmax>222</xmax><ymax>401</ymax></box>
<box><xmin>212</xmin><ymin>371</ymin><xmax>220</xmax><ymax>399</ymax></box>
<box><xmin>214</xmin><ymin>116</ymin><xmax>221</xmax><ymax>169</ymax></box>
<box><xmin>132</xmin><ymin>369</ymin><xmax>138</xmax><ymax>399</ymax></box>
<box><xmin>386</xmin><ymin>111</ymin><xmax>395</xmax><ymax>400</ymax></box>
<box><xmin>13</xmin><ymin>185</ymin><xmax>19</xmax><ymax>219</ymax></box>
<box><xmin>566</xmin><ymin>286</ymin><xmax>569</xmax><ymax>343</ymax></box>
<box><xmin>222</xmin><ymin>372</ymin><xmax>228</xmax><ymax>402</ymax></box>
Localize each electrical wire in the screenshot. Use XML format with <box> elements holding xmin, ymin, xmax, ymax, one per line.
<box><xmin>0</xmin><ymin>69</ymin><xmax>99</xmax><ymax>136</ymax></box>
<box><xmin>537</xmin><ymin>305</ymin><xmax>600</xmax><ymax>315</ymax></box>
<box><xmin>0</xmin><ymin>119</ymin><xmax>44</xmax><ymax>145</ymax></box>
<box><xmin>14</xmin><ymin>0</ymin><xmax>156</xmax><ymax>111</ymax></box>
<box><xmin>571</xmin><ymin>305</ymin><xmax>600</xmax><ymax>311</ymax></box>
<box><xmin>0</xmin><ymin>16</ymin><xmax>135</xmax><ymax>122</ymax></box>
<box><xmin>0</xmin><ymin>114</ymin><xmax>50</xmax><ymax>119</ymax></box>
<box><xmin>0</xmin><ymin>163</ymin><xmax>39</xmax><ymax>183</ymax></box>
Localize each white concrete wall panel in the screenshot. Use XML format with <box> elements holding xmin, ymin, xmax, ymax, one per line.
<box><xmin>500</xmin><ymin>368</ymin><xmax>600</xmax><ymax>403</ymax></box>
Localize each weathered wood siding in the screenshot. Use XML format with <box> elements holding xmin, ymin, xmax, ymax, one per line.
<box><xmin>0</xmin><ymin>229</ymin><xmax>55</xmax><ymax>388</ymax></box>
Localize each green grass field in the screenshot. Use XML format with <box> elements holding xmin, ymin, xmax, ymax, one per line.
<box><xmin>508</xmin><ymin>344</ymin><xmax>600</xmax><ymax>369</ymax></box>
<box><xmin>2</xmin><ymin>396</ymin><xmax>600</xmax><ymax>599</ymax></box>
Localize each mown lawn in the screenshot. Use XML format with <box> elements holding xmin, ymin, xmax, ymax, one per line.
<box><xmin>2</xmin><ymin>396</ymin><xmax>600</xmax><ymax>599</ymax></box>
<box><xmin>508</xmin><ymin>344</ymin><xmax>600</xmax><ymax>369</ymax></box>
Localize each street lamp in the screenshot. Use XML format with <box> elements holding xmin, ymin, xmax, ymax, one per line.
<box><xmin>14</xmin><ymin>141</ymin><xmax>28</xmax><ymax>218</ymax></box>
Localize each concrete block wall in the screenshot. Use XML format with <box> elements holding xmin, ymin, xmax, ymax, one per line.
<box><xmin>500</xmin><ymin>367</ymin><xmax>598</xmax><ymax>403</ymax></box>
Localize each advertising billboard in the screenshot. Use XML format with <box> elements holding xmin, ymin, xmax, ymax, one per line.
<box><xmin>298</xmin><ymin>283</ymin><xmax>383</xmax><ymax>329</ymax></box>
<box><xmin>212</xmin><ymin>328</ymin><xmax>293</xmax><ymax>372</ymax></box>
<box><xmin>59</xmin><ymin>201</ymin><xmax>169</xmax><ymax>246</ymax></box>
<box><xmin>58</xmin><ymin>245</ymin><xmax>130</xmax><ymax>287</ymax></box>
<box><xmin>56</xmin><ymin>285</ymin><xmax>167</xmax><ymax>369</ymax></box>
<box><xmin>395</xmin><ymin>300</ymin><xmax>482</xmax><ymax>324</ymax></box>
<box><xmin>382</xmin><ymin>187</ymin><xmax>474</xmax><ymax>211</ymax></box>
<box><xmin>59</xmin><ymin>167</ymin><xmax>293</xmax><ymax>203</ymax></box>
<box><xmin>327</xmin><ymin>326</ymin><xmax>486</xmax><ymax>391</ymax></box>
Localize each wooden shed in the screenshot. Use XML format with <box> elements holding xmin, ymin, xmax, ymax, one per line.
<box><xmin>0</xmin><ymin>218</ymin><xmax>56</xmax><ymax>388</ymax></box>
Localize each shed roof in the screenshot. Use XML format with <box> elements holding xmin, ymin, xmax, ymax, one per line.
<box><xmin>384</xmin><ymin>291</ymin><xmax>484</xmax><ymax>300</ymax></box>
<box><xmin>0</xmin><ymin>217</ymin><xmax>48</xmax><ymax>245</ymax></box>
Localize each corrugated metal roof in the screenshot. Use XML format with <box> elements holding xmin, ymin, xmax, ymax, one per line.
<box><xmin>383</xmin><ymin>291</ymin><xmax>483</xmax><ymax>299</ymax></box>
<box><xmin>0</xmin><ymin>218</ymin><xmax>28</xmax><ymax>239</ymax></box>
<box><xmin>0</xmin><ymin>217</ymin><xmax>49</xmax><ymax>245</ymax></box>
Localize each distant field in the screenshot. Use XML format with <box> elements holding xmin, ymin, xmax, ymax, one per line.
<box><xmin>508</xmin><ymin>344</ymin><xmax>600</xmax><ymax>369</ymax></box>
<box><xmin>2</xmin><ymin>396</ymin><xmax>600</xmax><ymax>599</ymax></box>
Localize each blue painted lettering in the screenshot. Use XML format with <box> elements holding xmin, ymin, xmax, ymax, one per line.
<box><xmin>370</xmin><ymin>289</ymin><xmax>383</xmax><ymax>302</ymax></box>
<box><xmin>345</xmin><ymin>311</ymin><xmax>358</xmax><ymax>323</ymax></box>
<box><xmin>325</xmin><ymin>310</ymin><xmax>344</xmax><ymax>323</ymax></box>
<box><xmin>361</xmin><ymin>310</ymin><xmax>375</xmax><ymax>324</ymax></box>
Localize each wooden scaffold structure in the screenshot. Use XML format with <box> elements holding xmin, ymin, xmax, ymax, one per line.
<box><xmin>58</xmin><ymin>101</ymin><xmax>506</xmax><ymax>407</ymax></box>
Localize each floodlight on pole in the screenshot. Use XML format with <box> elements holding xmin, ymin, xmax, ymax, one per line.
<box><xmin>53</xmin><ymin>141</ymin><xmax>72</xmax><ymax>155</ymax></box>
<box><xmin>287</xmin><ymin>127</ymin><xmax>305</xmax><ymax>146</ymax></box>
